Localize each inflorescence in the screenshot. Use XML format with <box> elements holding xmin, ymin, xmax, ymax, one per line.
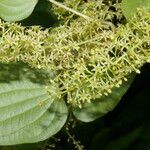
<box><xmin>0</xmin><ymin>0</ymin><xmax>149</xmax><ymax>107</ymax></box>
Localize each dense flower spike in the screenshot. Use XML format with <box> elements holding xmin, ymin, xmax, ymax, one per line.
<box><xmin>0</xmin><ymin>0</ymin><xmax>149</xmax><ymax>106</ymax></box>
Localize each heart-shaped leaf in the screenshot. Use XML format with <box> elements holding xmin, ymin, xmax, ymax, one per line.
<box><xmin>0</xmin><ymin>80</ymin><xmax>68</xmax><ymax>145</ymax></box>
<box><xmin>0</xmin><ymin>0</ymin><xmax>38</xmax><ymax>21</ymax></box>
<box><xmin>73</xmin><ymin>76</ymin><xmax>134</xmax><ymax>122</ymax></box>
<box><xmin>121</xmin><ymin>0</ymin><xmax>150</xmax><ymax>20</ymax></box>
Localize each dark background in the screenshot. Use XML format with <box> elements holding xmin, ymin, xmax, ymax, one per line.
<box><xmin>52</xmin><ymin>63</ymin><xmax>150</xmax><ymax>150</ymax></box>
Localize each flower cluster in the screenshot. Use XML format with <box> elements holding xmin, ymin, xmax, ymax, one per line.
<box><xmin>0</xmin><ymin>0</ymin><xmax>149</xmax><ymax>107</ymax></box>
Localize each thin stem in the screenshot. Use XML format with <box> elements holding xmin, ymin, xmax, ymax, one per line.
<box><xmin>48</xmin><ymin>0</ymin><xmax>92</xmax><ymax>21</ymax></box>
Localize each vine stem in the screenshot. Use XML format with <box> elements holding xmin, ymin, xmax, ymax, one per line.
<box><xmin>48</xmin><ymin>0</ymin><xmax>92</xmax><ymax>20</ymax></box>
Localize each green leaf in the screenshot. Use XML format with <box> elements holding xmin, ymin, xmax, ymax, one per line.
<box><xmin>0</xmin><ymin>80</ymin><xmax>68</xmax><ymax>145</ymax></box>
<box><xmin>73</xmin><ymin>76</ymin><xmax>134</xmax><ymax>122</ymax></box>
<box><xmin>121</xmin><ymin>0</ymin><xmax>150</xmax><ymax>19</ymax></box>
<box><xmin>0</xmin><ymin>0</ymin><xmax>38</xmax><ymax>21</ymax></box>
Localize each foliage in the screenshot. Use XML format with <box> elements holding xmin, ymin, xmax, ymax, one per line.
<box><xmin>121</xmin><ymin>0</ymin><xmax>150</xmax><ymax>19</ymax></box>
<box><xmin>0</xmin><ymin>0</ymin><xmax>38</xmax><ymax>21</ymax></box>
<box><xmin>0</xmin><ymin>63</ymin><xmax>68</xmax><ymax>145</ymax></box>
<box><xmin>0</xmin><ymin>0</ymin><xmax>149</xmax><ymax>147</ymax></box>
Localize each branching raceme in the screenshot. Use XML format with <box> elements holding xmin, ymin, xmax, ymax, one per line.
<box><xmin>0</xmin><ymin>0</ymin><xmax>149</xmax><ymax>107</ymax></box>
